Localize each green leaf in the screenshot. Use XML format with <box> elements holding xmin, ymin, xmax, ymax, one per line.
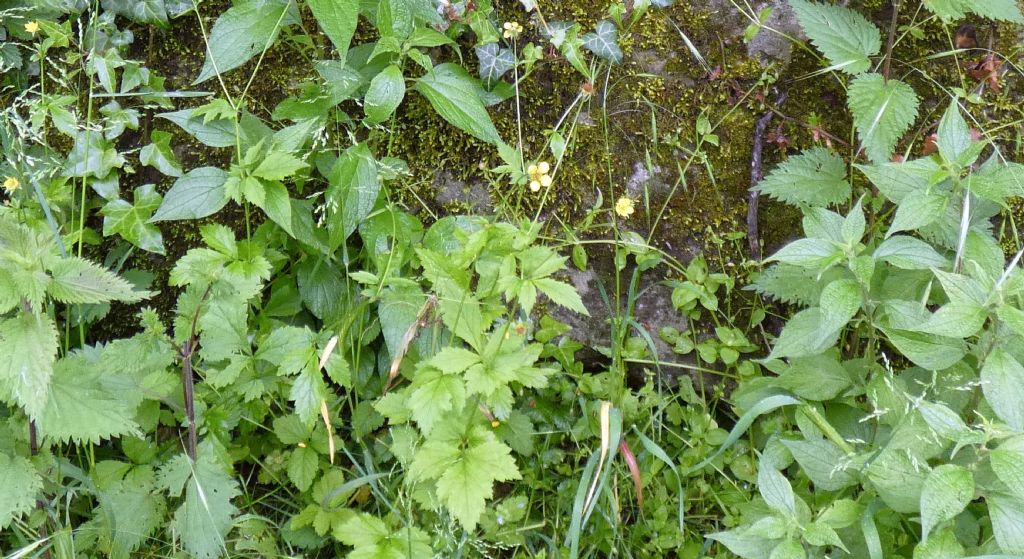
<box><xmin>881</xmin><ymin>328</ymin><xmax>965</xmax><ymax>370</ymax></box>
<box><xmin>194</xmin><ymin>0</ymin><xmax>293</xmax><ymax>84</ymax></box>
<box><xmin>765</xmin><ymin>238</ymin><xmax>839</xmax><ymax>268</ymax></box>
<box><xmin>171</xmin><ymin>453</ymin><xmax>241</xmax><ymax>559</ymax></box>
<box><xmin>101</xmin><ymin>184</ymin><xmax>165</xmax><ymax>254</ymax></box>
<box><xmin>847</xmin><ymin>74</ymin><xmax>919</xmax><ymax>163</ymax></box>
<box><xmin>252</xmin><ymin>151</ymin><xmax>308</xmax><ymax>181</ymax></box>
<box><xmin>777</xmin><ymin>353</ymin><xmax>851</xmax><ymax>401</ymax></box>
<box><xmin>0</xmin><ymin>453</ymin><xmax>42</xmax><ymax>530</ymax></box>
<box><xmin>582</xmin><ymin>20</ymin><xmax>623</xmax><ymax>63</ymax></box>
<box><xmin>0</xmin><ymin>312</ymin><xmax>58</xmax><ymax>419</ymax></box>
<box><xmin>250</xmin><ymin>180</ymin><xmax>293</xmax><ymax>235</ymax></box>
<box><xmin>336</xmin><ymin>513</ymin><xmax>433</xmax><ymax>557</ymax></box>
<box><xmin>414</xmin><ymin>63</ymin><xmax>502</xmax><ymax>144</ymax></box>
<box><xmin>887</xmin><ymin>191</ymin><xmax>947</xmax><ymax>237</ymax></box>
<box><xmin>914</xmin><ymin>527</ymin><xmax>965</xmax><ymax>559</ymax></box>
<box><xmin>754</xmin><ymin>147</ymin><xmax>850</xmax><ymax>207</ymax></box>
<box><xmin>980</xmin><ymin>348</ymin><xmax>1024</xmax><ymax>431</ymax></box>
<box><xmin>866</xmin><ymin>448</ymin><xmax>929</xmax><ymax>513</ymax></box>
<box><xmin>819</xmin><ymin>279</ymin><xmax>861</xmax><ymax>333</ymax></box>
<box><xmin>782</xmin><ymin>438</ymin><xmax>858</xmax><ymax>491</ymax></box>
<box><xmin>150</xmin><ymin>167</ymin><xmax>230</xmax><ymax>222</ymax></box>
<box><xmin>306</xmin><ymin>0</ymin><xmax>359</xmax><ymax>58</ymax></box>
<box><xmin>410</xmin><ymin>424</ymin><xmax>521</xmax><ymax>530</ymax></box>
<box><xmin>936</xmin><ymin>101</ymin><xmax>973</xmax><ymax>164</ymax></box>
<box><xmin>874</xmin><ymin>236</ymin><xmax>949</xmax><ymax>270</ymax></box>
<box><xmin>924</xmin><ymin>0</ymin><xmax>1024</xmax><ymax>22</ymax></box>
<box><xmin>768</xmin><ymin>308</ymin><xmax>836</xmax><ymax>359</ymax></box>
<box><xmin>288</xmin><ymin>446</ymin><xmax>319</xmax><ymax>492</ymax></box>
<box><xmin>790</xmin><ymin>0</ymin><xmax>881</xmax><ymax>74</ymax></box>
<box><xmin>94</xmin><ymin>472</ymin><xmax>166</xmax><ymax>559</ymax></box>
<box><xmin>989</xmin><ymin>492</ymin><xmax>1024</xmax><ymax>554</ymax></box>
<box><xmin>758</xmin><ymin>464</ymin><xmax>796</xmax><ymax>517</ymax></box>
<box><xmin>534</xmin><ymin>278</ymin><xmax>589</xmax><ymax>316</ymax></box>
<box><xmin>37</xmin><ymin>354</ymin><xmax>142</xmax><ymax>443</ymax></box>
<box><xmin>325</xmin><ymin>144</ymin><xmax>381</xmax><ymax>250</ymax></box>
<box><xmin>290</xmin><ymin>365</ymin><xmax>328</xmax><ymax>424</ymax></box>
<box><xmin>159</xmin><ymin>109</ymin><xmax>236</xmax><ymax>148</ymax></box>
<box><xmin>476</xmin><ymin>43</ymin><xmax>515</xmax><ymax>84</ymax></box>
<box><xmin>916</xmin><ymin>303</ymin><xmax>986</xmax><ymax>338</ymax></box>
<box><xmin>47</xmin><ymin>257</ymin><xmax>148</xmax><ymax>304</ymax></box>
<box><xmin>920</xmin><ymin>464</ymin><xmax>973</xmax><ymax>542</ymax></box>
<box><xmin>140</xmin><ymin>130</ymin><xmax>183</xmax><ymax>177</ymax></box>
<box><xmin>408</xmin><ymin>367</ymin><xmax>466</xmax><ymax>435</ymax></box>
<box><xmin>992</xmin><ymin>439</ymin><xmax>1024</xmax><ymax>502</ymax></box>
<box><xmin>364</xmin><ymin>64</ymin><xmax>405</xmax><ymax>125</ymax></box>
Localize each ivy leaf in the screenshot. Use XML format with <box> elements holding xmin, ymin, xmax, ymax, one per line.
<box><xmin>980</xmin><ymin>348</ymin><xmax>1024</xmax><ymax>431</ymax></box>
<box><xmin>194</xmin><ymin>0</ymin><xmax>294</xmax><ymax>84</ymax></box>
<box><xmin>924</xmin><ymin>0</ymin><xmax>1024</xmax><ymax>22</ymax></box>
<box><xmin>582</xmin><ymin>20</ymin><xmax>623</xmax><ymax>63</ymax></box>
<box><xmin>139</xmin><ymin>130</ymin><xmax>183</xmax><ymax>177</ymax></box>
<box><xmin>170</xmin><ymin>454</ymin><xmax>241</xmax><ymax>559</ymax></box>
<box><xmin>306</xmin><ymin>0</ymin><xmax>359</xmax><ymax>59</ymax></box>
<box><xmin>414</xmin><ymin>63</ymin><xmax>502</xmax><ymax>145</ymax></box>
<box><xmin>475</xmin><ymin>43</ymin><xmax>515</xmax><ymax>84</ymax></box>
<box><xmin>790</xmin><ymin>0</ymin><xmax>881</xmax><ymax>74</ymax></box>
<box><xmin>364</xmin><ymin>64</ymin><xmax>405</xmax><ymax>125</ymax></box>
<box><xmin>847</xmin><ymin>74</ymin><xmax>919</xmax><ymax>163</ymax></box>
<box><xmin>0</xmin><ymin>312</ymin><xmax>59</xmax><ymax>419</ymax></box>
<box><xmin>920</xmin><ymin>464</ymin><xmax>973</xmax><ymax>542</ymax></box>
<box><xmin>753</xmin><ymin>147</ymin><xmax>850</xmax><ymax>207</ymax></box>
<box><xmin>101</xmin><ymin>184</ymin><xmax>165</xmax><ymax>254</ymax></box>
<box><xmin>47</xmin><ymin>256</ymin><xmax>149</xmax><ymax>304</ymax></box>
<box><xmin>410</xmin><ymin>424</ymin><xmax>521</xmax><ymax>530</ymax></box>
<box><xmin>150</xmin><ymin>167</ymin><xmax>230</xmax><ymax>222</ymax></box>
<box><xmin>0</xmin><ymin>453</ymin><xmax>42</xmax><ymax>530</ymax></box>
<box><xmin>36</xmin><ymin>353</ymin><xmax>142</xmax><ymax>443</ymax></box>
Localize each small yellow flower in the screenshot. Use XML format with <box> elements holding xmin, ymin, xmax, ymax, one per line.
<box><xmin>615</xmin><ymin>196</ymin><xmax>635</xmax><ymax>218</ymax></box>
<box><xmin>2</xmin><ymin>176</ymin><xmax>19</xmax><ymax>193</ymax></box>
<box><xmin>502</xmin><ymin>21</ymin><xmax>523</xmax><ymax>39</ymax></box>
<box><xmin>24</xmin><ymin>21</ymin><xmax>40</xmax><ymax>35</ymax></box>
<box><xmin>491</xmin><ymin>420</ymin><xmax>501</xmax><ymax>428</ymax></box>
<box><xmin>527</xmin><ymin>161</ymin><xmax>552</xmax><ymax>192</ymax></box>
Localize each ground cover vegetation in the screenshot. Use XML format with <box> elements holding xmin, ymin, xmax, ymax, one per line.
<box><xmin>3</xmin><ymin>0</ymin><xmax>1024</xmax><ymax>557</ymax></box>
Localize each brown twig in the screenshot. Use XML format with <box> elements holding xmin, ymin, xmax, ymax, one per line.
<box><xmin>180</xmin><ymin>285</ymin><xmax>213</xmax><ymax>461</ymax></box>
<box><xmin>882</xmin><ymin>0</ymin><xmax>901</xmax><ymax>82</ymax></box>
<box><xmin>748</xmin><ymin>90</ymin><xmax>788</xmax><ymax>261</ymax></box>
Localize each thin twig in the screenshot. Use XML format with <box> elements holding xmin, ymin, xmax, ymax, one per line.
<box><xmin>180</xmin><ymin>285</ymin><xmax>213</xmax><ymax>461</ymax></box>
<box><xmin>748</xmin><ymin>90</ymin><xmax>788</xmax><ymax>261</ymax></box>
<box><xmin>882</xmin><ymin>0</ymin><xmax>901</xmax><ymax>82</ymax></box>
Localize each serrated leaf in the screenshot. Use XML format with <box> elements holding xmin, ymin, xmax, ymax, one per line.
<box><xmin>476</xmin><ymin>43</ymin><xmax>515</xmax><ymax>84</ymax></box>
<box><xmin>287</xmin><ymin>446</ymin><xmax>319</xmax><ymax>492</ymax></box>
<box><xmin>866</xmin><ymin>448</ymin><xmax>929</xmax><ymax>513</ymax></box>
<box><xmin>920</xmin><ymin>464</ymin><xmax>973</xmax><ymax>542</ymax></box>
<box><xmin>37</xmin><ymin>354</ymin><xmax>142</xmax><ymax>443</ymax></box>
<box><xmin>989</xmin><ymin>492</ymin><xmax>1024</xmax><ymax>554</ymax></box>
<box><xmin>768</xmin><ymin>307</ymin><xmax>836</xmax><ymax>359</ymax></box>
<box><xmin>194</xmin><ymin>0</ymin><xmax>293</xmax><ymax>84</ymax></box>
<box><xmin>874</xmin><ymin>236</ymin><xmax>949</xmax><ymax>270</ymax></box>
<box><xmin>414</xmin><ymin>63</ymin><xmax>502</xmax><ymax>145</ymax></box>
<box><xmin>777</xmin><ymin>353</ymin><xmax>851</xmax><ymax>401</ymax></box>
<box><xmin>887</xmin><ymin>190</ymin><xmax>947</xmax><ymax>237</ymax></box>
<box><xmin>150</xmin><ymin>167</ymin><xmax>230</xmax><ymax>222</ymax></box>
<box><xmin>936</xmin><ymin>101</ymin><xmax>972</xmax><ymax>164</ymax></box>
<box><xmin>790</xmin><ymin>0</ymin><xmax>881</xmax><ymax>74</ymax></box>
<box><xmin>535</xmin><ymin>278</ymin><xmax>589</xmax><ymax>316</ymax></box>
<box><xmin>582</xmin><ymin>20</ymin><xmax>623</xmax><ymax>63</ymax></box>
<box><xmin>364</xmin><ymin>64</ymin><xmax>405</xmax><ymax>125</ymax></box>
<box><xmin>754</xmin><ymin>147</ymin><xmax>851</xmax><ymax>207</ymax></box>
<box><xmin>980</xmin><ymin>348</ymin><xmax>1024</xmax><ymax>431</ymax></box>
<box><xmin>848</xmin><ymin>74</ymin><xmax>919</xmax><ymax>163</ymax></box>
<box><xmin>0</xmin><ymin>453</ymin><xmax>42</xmax><ymax>530</ymax></box>
<box><xmin>252</xmin><ymin>151</ymin><xmax>307</xmax><ymax>181</ymax></box>
<box><xmin>101</xmin><ymin>184</ymin><xmax>165</xmax><ymax>254</ymax></box>
<box><xmin>47</xmin><ymin>257</ymin><xmax>148</xmax><ymax>304</ymax></box>
<box><xmin>171</xmin><ymin>454</ymin><xmax>241</xmax><ymax>559</ymax></box>
<box><xmin>0</xmin><ymin>312</ymin><xmax>58</xmax><ymax>419</ymax></box>
<box><xmin>924</xmin><ymin>0</ymin><xmax>1024</xmax><ymax>22</ymax></box>
<box><xmin>766</xmin><ymin>237</ymin><xmax>839</xmax><ymax>268</ymax></box>
<box><xmin>881</xmin><ymin>328</ymin><xmax>965</xmax><ymax>371</ymax></box>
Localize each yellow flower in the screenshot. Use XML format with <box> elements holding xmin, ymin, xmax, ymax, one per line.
<box><xmin>527</xmin><ymin>161</ymin><xmax>552</xmax><ymax>192</ymax></box>
<box><xmin>615</xmin><ymin>196</ymin><xmax>635</xmax><ymax>218</ymax></box>
<box><xmin>502</xmin><ymin>21</ymin><xmax>523</xmax><ymax>39</ymax></box>
<box><xmin>491</xmin><ymin>420</ymin><xmax>501</xmax><ymax>428</ymax></box>
<box><xmin>24</xmin><ymin>21</ymin><xmax>40</xmax><ymax>35</ymax></box>
<box><xmin>2</xmin><ymin>176</ymin><xmax>19</xmax><ymax>193</ymax></box>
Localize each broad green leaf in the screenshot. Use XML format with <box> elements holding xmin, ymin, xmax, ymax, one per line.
<box><xmin>476</xmin><ymin>43</ymin><xmax>515</xmax><ymax>84</ymax></box>
<box><xmin>924</xmin><ymin>0</ymin><xmax>1024</xmax><ymax>22</ymax></box>
<box><xmin>251</xmin><ymin>180</ymin><xmax>293</xmax><ymax>235</ymax></box>
<box><xmin>708</xmin><ymin>522</ymin><xmax>781</xmax><ymax>559</ymax></box>
<box><xmin>408</xmin><ymin>368</ymin><xmax>465</xmax><ymax>435</ymax></box>
<box><xmin>768</xmin><ymin>308</ymin><xmax>836</xmax><ymax>359</ymax></box>
<box><xmin>306</xmin><ymin>0</ymin><xmax>359</xmax><ymax>58</ymax></box>
<box><xmin>364</xmin><ymin>64</ymin><xmax>405</xmax><ymax>125</ymax></box>
<box><xmin>936</xmin><ymin>101</ymin><xmax>973</xmax><ymax>164</ymax></box>
<box><xmin>920</xmin><ymin>464</ymin><xmax>973</xmax><ymax>542</ymax></box>
<box><xmin>980</xmin><ymin>348</ymin><xmax>1024</xmax><ymax>431</ymax></box>
<box><xmin>535</xmin><ymin>278</ymin><xmax>589</xmax><ymax>316</ymax></box>
<box><xmin>777</xmin><ymin>353</ymin><xmax>851</xmax><ymax>401</ymax></box>
<box><xmin>252</xmin><ymin>151</ymin><xmax>307</xmax><ymax>181</ymax></box>
<box><xmin>194</xmin><ymin>0</ymin><xmax>294</xmax><ymax>84</ymax></box>
<box><xmin>856</xmin><ymin>159</ymin><xmax>936</xmax><ymax>204</ymax></box>
<box><xmin>101</xmin><ymin>184</ymin><xmax>165</xmax><ymax>254</ymax></box>
<box><xmin>414</xmin><ymin>63</ymin><xmax>502</xmax><ymax>144</ymax></box>
<box><xmin>765</xmin><ymin>238</ymin><xmax>839</xmax><ymax>268</ymax></box>
<box><xmin>819</xmin><ymin>279</ymin><xmax>861</xmax><ymax>333</ymax></box>
<box><xmin>790</xmin><ymin>0</ymin><xmax>880</xmax><ymax>74</ymax></box>
<box><xmin>874</xmin><ymin>236</ymin><xmax>949</xmax><ymax>270</ymax></box>
<box><xmin>991</xmin><ymin>439</ymin><xmax>1024</xmax><ymax>502</ymax></box>
<box><xmin>754</xmin><ymin>147</ymin><xmax>850</xmax><ymax>207</ymax></box>
<box><xmin>288</xmin><ymin>446</ymin><xmax>319</xmax><ymax>492</ymax></box>
<box><xmin>866</xmin><ymin>448</ymin><xmax>929</xmax><ymax>513</ymax></box>
<box><xmin>150</xmin><ymin>167</ymin><xmax>230</xmax><ymax>222</ymax></box>
<box><xmin>758</xmin><ymin>464</ymin><xmax>796</xmax><ymax>517</ymax></box>
<box><xmin>0</xmin><ymin>454</ymin><xmax>42</xmax><ymax>530</ymax></box>
<box><xmin>63</xmin><ymin>131</ymin><xmax>124</xmax><ymax>179</ymax></box>
<box><xmin>782</xmin><ymin>438</ymin><xmax>858</xmax><ymax>491</ymax></box>
<box><xmin>918</xmin><ymin>400</ymin><xmax>975</xmax><ymax>442</ymax></box>
<box><xmin>199</xmin><ymin>295</ymin><xmax>250</xmax><ymax>362</ymax></box>
<box><xmin>290</xmin><ymin>365</ymin><xmax>328</xmax><ymax>425</ymax></box>
<box><xmin>914</xmin><ymin>528</ymin><xmax>965</xmax><ymax>559</ymax></box>
<box><xmin>158</xmin><ymin>110</ymin><xmax>236</xmax><ymax>148</ymax></box>
<box><xmin>139</xmin><ymin>130</ymin><xmax>183</xmax><ymax>177</ymax></box>
<box><xmin>94</xmin><ymin>472</ymin><xmax>166</xmax><ymax>559</ymax></box>
<box><xmin>297</xmin><ymin>258</ymin><xmax>345</xmax><ymax>320</ymax></box>
<box><xmin>847</xmin><ymin>74</ymin><xmax>919</xmax><ymax>163</ymax></box>
<box><xmin>428</xmin><ymin>347</ymin><xmax>481</xmax><ymax>374</ymax></box>
<box><xmin>325</xmin><ymin>144</ymin><xmax>381</xmax><ymax>250</ymax></box>
<box><xmin>916</xmin><ymin>303</ymin><xmax>986</xmax><ymax>338</ymax></box>
<box><xmin>0</xmin><ymin>312</ymin><xmax>58</xmax><ymax>419</ymax></box>
<box><xmin>989</xmin><ymin>492</ymin><xmax>1024</xmax><ymax>554</ymax></box>
<box><xmin>47</xmin><ymin>257</ymin><xmax>148</xmax><ymax>304</ymax></box>
<box><xmin>881</xmin><ymin>328</ymin><xmax>965</xmax><ymax>371</ymax></box>
<box><xmin>36</xmin><ymin>354</ymin><xmax>142</xmax><ymax>444</ymax></box>
<box><xmin>887</xmin><ymin>191</ymin><xmax>947</xmax><ymax>237</ymax></box>
<box><xmin>582</xmin><ymin>20</ymin><xmax>623</xmax><ymax>63</ymax></box>
<box><xmin>336</xmin><ymin>513</ymin><xmax>433</xmax><ymax>557</ymax></box>
<box><xmin>171</xmin><ymin>454</ymin><xmax>240</xmax><ymax>559</ymax></box>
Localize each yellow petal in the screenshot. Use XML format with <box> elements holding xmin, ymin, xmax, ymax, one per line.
<box><xmin>527</xmin><ymin>164</ymin><xmax>538</xmax><ymax>175</ymax></box>
<box><xmin>25</xmin><ymin>21</ymin><xmax>39</xmax><ymax>34</ymax></box>
<box><xmin>529</xmin><ymin>180</ymin><xmax>541</xmax><ymax>192</ymax></box>
<box><xmin>540</xmin><ymin>174</ymin><xmax>553</xmax><ymax>187</ymax></box>
<box><xmin>538</xmin><ymin>161</ymin><xmax>550</xmax><ymax>174</ymax></box>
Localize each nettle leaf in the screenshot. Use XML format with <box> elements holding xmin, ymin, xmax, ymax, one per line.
<box><xmin>782</xmin><ymin>438</ymin><xmax>858</xmax><ymax>491</ymax></box>
<box><xmin>101</xmin><ymin>184</ymin><xmax>165</xmax><ymax>254</ymax></box>
<box><xmin>364</xmin><ymin>64</ymin><xmax>406</xmax><ymax>125</ymax></box>
<box><xmin>0</xmin><ymin>312</ymin><xmax>59</xmax><ymax>419</ymax></box>
<box><xmin>847</xmin><ymin>74</ymin><xmax>919</xmax><ymax>163</ymax></box>
<box><xmin>290</xmin><ymin>365</ymin><xmax>328</xmax><ymax>424</ymax></box>
<box><xmin>582</xmin><ymin>20</ymin><xmax>623</xmax><ymax>64</ymax></box>
<box><xmin>768</xmin><ymin>307</ymin><xmax>837</xmax><ymax>359</ymax></box>
<box><xmin>150</xmin><ymin>167</ymin><xmax>230</xmax><ymax>222</ymax></box>
<box><xmin>194</xmin><ymin>0</ymin><xmax>294</xmax><ymax>84</ymax></box>
<box><xmin>306</xmin><ymin>0</ymin><xmax>359</xmax><ymax>59</ymax></box>
<box><xmin>139</xmin><ymin>130</ymin><xmax>183</xmax><ymax>177</ymax></box>
<box><xmin>874</xmin><ymin>236</ymin><xmax>949</xmax><ymax>270</ymax></box>
<box><xmin>170</xmin><ymin>454</ymin><xmax>241</xmax><ymax>559</ymax></box>
<box><xmin>790</xmin><ymin>0</ymin><xmax>881</xmax><ymax>74</ymax></box>
<box><xmin>920</xmin><ymin>464</ymin><xmax>973</xmax><ymax>542</ymax></box>
<box><xmin>0</xmin><ymin>453</ymin><xmax>42</xmax><ymax>530</ymax></box>
<box><xmin>754</xmin><ymin>147</ymin><xmax>850</xmax><ymax>207</ymax></box>
<box><xmin>409</xmin><ymin>423</ymin><xmax>521</xmax><ymax>530</ymax></box>
<box><xmin>252</xmin><ymin>150</ymin><xmax>308</xmax><ymax>181</ymax></box>
<box><xmin>980</xmin><ymin>348</ymin><xmax>1024</xmax><ymax>431</ymax></box>
<box><xmin>414</xmin><ymin>63</ymin><xmax>502</xmax><ymax>145</ymax></box>
<box><xmin>94</xmin><ymin>471</ymin><xmax>167</xmax><ymax>559</ymax></box>
<box><xmin>475</xmin><ymin>43</ymin><xmax>515</xmax><ymax>84</ymax></box>
<box><xmin>989</xmin><ymin>492</ymin><xmax>1024</xmax><ymax>554</ymax></box>
<box><xmin>36</xmin><ymin>354</ymin><xmax>142</xmax><ymax>444</ymax></box>
<box><xmin>776</xmin><ymin>353</ymin><xmax>852</xmax><ymax>401</ymax></box>
<box><xmin>936</xmin><ymin>101</ymin><xmax>973</xmax><ymax>165</ymax></box>
<box><xmin>47</xmin><ymin>257</ymin><xmax>148</xmax><ymax>304</ymax></box>
<box><xmin>924</xmin><ymin>0</ymin><xmax>1024</xmax><ymax>22</ymax></box>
